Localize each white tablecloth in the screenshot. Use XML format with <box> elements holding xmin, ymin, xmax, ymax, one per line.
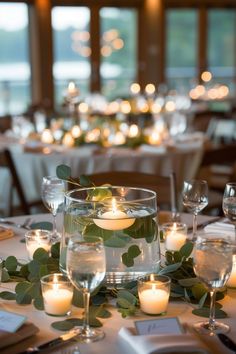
<box><xmin>0</xmin><ymin>213</ymin><xmax>235</xmax><ymax>354</ymax></box>
<box><xmin>0</xmin><ymin>139</ymin><xmax>203</xmax><ymax>215</ymax></box>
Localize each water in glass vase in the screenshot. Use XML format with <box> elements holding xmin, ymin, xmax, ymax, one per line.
<box><xmin>61</xmin><ymin>187</ymin><xmax>160</xmax><ymax>288</ymax></box>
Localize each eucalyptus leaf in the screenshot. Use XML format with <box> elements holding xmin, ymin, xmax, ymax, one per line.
<box><xmin>16</xmin><ymin>292</ymin><xmax>32</xmax><ymax>304</ymax></box>
<box><xmin>0</xmin><ymin>291</ymin><xmax>16</xmax><ymax>300</ymax></box>
<box><xmin>56</xmin><ymin>164</ymin><xmax>71</xmax><ymax>180</ymax></box>
<box><xmin>72</xmin><ymin>288</ymin><xmax>84</xmax><ymax>308</ymax></box>
<box><xmin>179</xmin><ymin>242</ymin><xmax>194</xmax><ymax>259</ymax></box>
<box><xmin>5</xmin><ymin>256</ymin><xmax>18</xmax><ymax>272</ymax></box>
<box><xmin>192</xmin><ymin>307</ymin><xmax>227</xmax><ymax>319</ymax></box>
<box><xmin>33</xmin><ymin>248</ymin><xmax>50</xmax><ymax>263</ymax></box>
<box><xmin>159</xmin><ymin>262</ymin><xmax>182</xmax><ymax>275</ymax></box>
<box><xmin>51</xmin><ymin>242</ymin><xmax>60</xmax><ymax>259</ymax></box>
<box><xmin>83</xmin><ymin>223</ymin><xmax>113</xmax><ymax>243</ymax></box>
<box><xmin>198</xmin><ymin>292</ymin><xmax>208</xmax><ymax>308</ymax></box>
<box><xmin>121</xmin><ymin>253</ymin><xmax>134</xmax><ymax>267</ymax></box>
<box><xmin>88</xmin><ymin>316</ymin><xmax>103</xmax><ymax>327</ymax></box>
<box><xmin>178</xmin><ymin>278</ymin><xmax>199</xmax><ymax>287</ymax></box>
<box><xmin>1</xmin><ymin>269</ymin><xmax>10</xmax><ymax>282</ymax></box>
<box><xmin>33</xmin><ymin>296</ymin><xmax>44</xmax><ymax>310</ymax></box>
<box><xmin>80</xmin><ymin>174</ymin><xmax>92</xmax><ymax>187</ymax></box>
<box><xmin>127</xmin><ymin>245</ymin><xmax>141</xmax><ymax>258</ymax></box>
<box><xmin>104</xmin><ymin>233</ymin><xmax>130</xmax><ymax>248</ymax></box>
<box><xmin>117</xmin><ymin>289</ymin><xmax>137</xmax><ymax>305</ymax></box>
<box><xmin>51</xmin><ymin>320</ymin><xmax>74</xmax><ymax>331</ymax></box>
<box><xmin>30</xmin><ymin>222</ymin><xmax>53</xmax><ymax>231</ymax></box>
<box><xmin>191</xmin><ymin>283</ymin><xmax>207</xmax><ymax>301</ymax></box>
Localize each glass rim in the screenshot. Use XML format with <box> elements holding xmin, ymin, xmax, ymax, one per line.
<box><xmin>65</xmin><ymin>186</ymin><xmax>157</xmax><ymax>204</ymax></box>
<box><xmin>25</xmin><ymin>229</ymin><xmax>52</xmax><ymax>238</ymax></box>
<box><xmin>40</xmin><ymin>272</ymin><xmax>71</xmax><ymax>285</ymax></box>
<box><xmin>137</xmin><ymin>274</ymin><xmax>171</xmax><ymax>284</ymax></box>
<box><xmin>184</xmin><ymin>179</ymin><xmax>208</xmax><ymax>185</ymax></box>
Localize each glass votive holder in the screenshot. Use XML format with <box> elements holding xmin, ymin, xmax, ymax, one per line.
<box><xmin>162</xmin><ymin>222</ymin><xmax>187</xmax><ymax>251</ymax></box>
<box><xmin>25</xmin><ymin>229</ymin><xmax>52</xmax><ymax>260</ymax></box>
<box><xmin>138</xmin><ymin>274</ymin><xmax>171</xmax><ymax>315</ymax></box>
<box><xmin>41</xmin><ymin>273</ymin><xmax>73</xmax><ymax>316</ymax></box>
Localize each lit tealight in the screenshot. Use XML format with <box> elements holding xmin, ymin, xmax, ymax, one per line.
<box><xmin>94</xmin><ymin>198</ymin><xmax>135</xmax><ymax>231</ymax></box>
<box><xmin>41</xmin><ymin>129</ymin><xmax>54</xmax><ymax>144</ymax></box>
<box><xmin>130</xmin><ymin>83</ymin><xmax>141</xmax><ymax>95</ymax></box>
<box><xmin>145</xmin><ymin>83</ymin><xmax>155</xmax><ymax>96</ymax></box>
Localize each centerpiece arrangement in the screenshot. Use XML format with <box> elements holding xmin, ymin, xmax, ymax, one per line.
<box><xmin>0</xmin><ymin>164</ymin><xmax>229</xmax><ymax>333</ymax></box>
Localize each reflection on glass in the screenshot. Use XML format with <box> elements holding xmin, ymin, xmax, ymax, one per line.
<box><xmin>0</xmin><ymin>2</ymin><xmax>30</xmax><ymax>115</ymax></box>
<box><xmin>100</xmin><ymin>7</ymin><xmax>137</xmax><ymax>99</ymax></box>
<box><xmin>52</xmin><ymin>6</ymin><xmax>90</xmax><ymax>107</ymax></box>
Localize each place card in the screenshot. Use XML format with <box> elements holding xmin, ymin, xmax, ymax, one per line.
<box><xmin>135</xmin><ymin>317</ymin><xmax>184</xmax><ymax>335</ymax></box>
<box><xmin>0</xmin><ymin>310</ymin><xmax>27</xmax><ymax>333</ymax></box>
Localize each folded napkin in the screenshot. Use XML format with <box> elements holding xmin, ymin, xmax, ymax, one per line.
<box><xmin>0</xmin><ymin>226</ymin><xmax>14</xmax><ymax>241</ymax></box>
<box><xmin>139</xmin><ymin>145</ymin><xmax>166</xmax><ymax>155</ymax></box>
<box><xmin>204</xmin><ymin>222</ymin><xmax>235</xmax><ymax>238</ymax></box>
<box><xmin>118</xmin><ymin>327</ymin><xmax>210</xmax><ymax>354</ymax></box>
<box><xmin>0</xmin><ymin>322</ymin><xmax>39</xmax><ymax>350</ymax></box>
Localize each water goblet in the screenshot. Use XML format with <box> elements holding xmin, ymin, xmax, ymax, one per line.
<box><xmin>67</xmin><ymin>235</ymin><xmax>106</xmax><ymax>343</ymax></box>
<box><xmin>41</xmin><ymin>176</ymin><xmax>65</xmax><ymax>242</ymax></box>
<box><xmin>222</xmin><ymin>182</ymin><xmax>236</xmax><ymax>241</ymax></box>
<box><xmin>193</xmin><ymin>233</ymin><xmax>233</xmax><ymax>334</ymax></box>
<box><xmin>182</xmin><ymin>179</ymin><xmax>208</xmax><ymax>240</ymax></box>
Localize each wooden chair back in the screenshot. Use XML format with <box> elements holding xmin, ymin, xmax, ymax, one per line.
<box><xmin>85</xmin><ymin>171</ymin><xmax>177</xmax><ymax>213</ymax></box>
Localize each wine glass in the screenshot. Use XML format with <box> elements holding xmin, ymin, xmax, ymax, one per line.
<box><xmin>182</xmin><ymin>179</ymin><xmax>208</xmax><ymax>240</ymax></box>
<box><xmin>222</xmin><ymin>182</ymin><xmax>236</xmax><ymax>240</ymax></box>
<box><xmin>67</xmin><ymin>235</ymin><xmax>106</xmax><ymax>343</ymax></box>
<box><xmin>41</xmin><ymin>176</ymin><xmax>65</xmax><ymax>242</ymax></box>
<box><xmin>193</xmin><ymin>233</ymin><xmax>233</xmax><ymax>334</ymax></box>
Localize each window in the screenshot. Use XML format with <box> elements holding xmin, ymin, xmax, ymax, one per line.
<box><xmin>100</xmin><ymin>7</ymin><xmax>138</xmax><ymax>99</ymax></box>
<box><xmin>208</xmin><ymin>9</ymin><xmax>236</xmax><ymax>91</ymax></box>
<box><xmin>52</xmin><ymin>6</ymin><xmax>90</xmax><ymax>108</ymax></box>
<box><xmin>166</xmin><ymin>9</ymin><xmax>198</xmax><ymax>92</ymax></box>
<box><xmin>0</xmin><ymin>3</ymin><xmax>30</xmax><ymax>115</ymax></box>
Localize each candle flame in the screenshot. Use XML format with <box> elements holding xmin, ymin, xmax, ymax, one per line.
<box><xmin>112</xmin><ymin>198</ymin><xmax>117</xmax><ymax>213</ymax></box>
<box><xmin>53</xmin><ymin>274</ymin><xmax>59</xmax><ymax>291</ymax></box>
<box><xmin>173</xmin><ymin>223</ymin><xmax>177</xmax><ymax>230</ymax></box>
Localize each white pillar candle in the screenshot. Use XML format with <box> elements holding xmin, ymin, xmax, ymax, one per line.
<box><xmin>163</xmin><ymin>223</ymin><xmax>187</xmax><ymax>251</ymax></box>
<box><xmin>43</xmin><ymin>286</ymin><xmax>73</xmax><ymax>316</ymax></box>
<box><xmin>41</xmin><ymin>274</ymin><xmax>73</xmax><ymax>316</ymax></box>
<box><xmin>139</xmin><ymin>287</ymin><xmax>169</xmax><ymax>315</ymax></box>
<box><xmin>94</xmin><ymin>198</ymin><xmax>135</xmax><ymax>230</ymax></box>
<box><xmin>227</xmin><ymin>254</ymin><xmax>236</xmax><ymax>288</ymax></box>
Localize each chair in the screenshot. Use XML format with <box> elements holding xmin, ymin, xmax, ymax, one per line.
<box><xmin>0</xmin><ymin>149</ymin><xmax>45</xmax><ymax>216</ymax></box>
<box><xmin>85</xmin><ymin>171</ymin><xmax>177</xmax><ymax>214</ymax></box>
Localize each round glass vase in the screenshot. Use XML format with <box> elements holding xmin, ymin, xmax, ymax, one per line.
<box><xmin>60</xmin><ymin>186</ymin><xmax>160</xmax><ymax>288</ymax></box>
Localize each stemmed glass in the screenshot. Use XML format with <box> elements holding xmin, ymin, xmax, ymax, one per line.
<box><xmin>193</xmin><ymin>233</ymin><xmax>233</xmax><ymax>334</ymax></box>
<box><xmin>182</xmin><ymin>179</ymin><xmax>208</xmax><ymax>240</ymax></box>
<box><xmin>67</xmin><ymin>236</ymin><xmax>106</xmax><ymax>343</ymax></box>
<box><xmin>222</xmin><ymin>182</ymin><xmax>236</xmax><ymax>240</ymax></box>
<box><xmin>41</xmin><ymin>176</ymin><xmax>65</xmax><ymax>242</ymax></box>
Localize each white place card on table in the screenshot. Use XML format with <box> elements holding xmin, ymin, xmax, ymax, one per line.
<box><xmin>135</xmin><ymin>317</ymin><xmax>184</xmax><ymax>335</ymax></box>
<box><xmin>0</xmin><ymin>310</ymin><xmax>27</xmax><ymax>333</ymax></box>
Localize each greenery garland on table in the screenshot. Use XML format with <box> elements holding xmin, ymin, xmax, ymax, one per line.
<box><xmin>0</xmin><ymin>239</ymin><xmax>227</xmax><ymax>331</ymax></box>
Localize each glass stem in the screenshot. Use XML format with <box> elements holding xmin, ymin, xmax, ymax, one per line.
<box><xmin>192</xmin><ymin>213</ymin><xmax>197</xmax><ymax>239</ymax></box>
<box><xmin>83</xmin><ymin>290</ymin><xmax>90</xmax><ymax>335</ymax></box>
<box><xmin>208</xmin><ymin>290</ymin><xmax>216</xmax><ymax>330</ymax></box>
<box><xmin>52</xmin><ymin>213</ymin><xmax>57</xmax><ymax>235</ymax></box>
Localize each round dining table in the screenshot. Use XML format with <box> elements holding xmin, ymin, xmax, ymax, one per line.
<box><xmin>0</xmin><ymin>212</ymin><xmax>235</xmax><ymax>354</ymax></box>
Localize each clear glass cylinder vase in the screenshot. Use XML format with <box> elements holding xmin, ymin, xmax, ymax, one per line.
<box><xmin>60</xmin><ymin>186</ymin><xmax>160</xmax><ymax>288</ymax></box>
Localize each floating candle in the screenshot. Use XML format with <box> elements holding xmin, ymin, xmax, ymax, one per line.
<box><xmin>94</xmin><ymin>198</ymin><xmax>135</xmax><ymax>231</ymax></box>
